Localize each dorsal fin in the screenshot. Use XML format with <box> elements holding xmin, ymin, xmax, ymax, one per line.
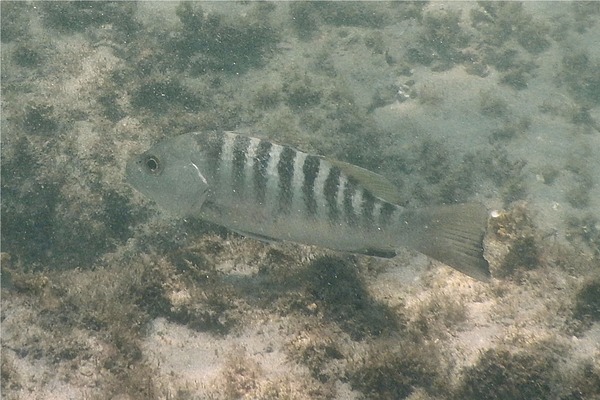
<box><xmin>324</xmin><ymin>158</ymin><xmax>403</xmax><ymax>205</ymax></box>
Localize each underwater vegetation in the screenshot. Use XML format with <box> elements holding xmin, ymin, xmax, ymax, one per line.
<box><xmin>573</xmin><ymin>277</ymin><xmax>600</xmax><ymax>326</ymax></box>
<box><xmin>567</xmin><ymin>214</ymin><xmax>600</xmax><ymax>257</ymax></box>
<box><xmin>487</xmin><ymin>203</ymin><xmax>542</xmax><ymax>279</ymax></box>
<box><xmin>560</xmin><ymin>51</ymin><xmax>600</xmax><ymax>108</ymax></box>
<box><xmin>2</xmin><ymin>2</ymin><xmax>600</xmax><ymax>399</ymax></box>
<box><xmin>40</xmin><ymin>1</ymin><xmax>139</xmax><ymax>34</ymax></box>
<box><xmin>170</xmin><ymin>2</ymin><xmax>279</xmax><ymax>74</ymax></box>
<box><xmin>469</xmin><ymin>2</ymin><xmax>552</xmax><ymax>89</ymax></box>
<box><xmin>456</xmin><ymin>346</ymin><xmax>558</xmax><ymax>400</ymax></box>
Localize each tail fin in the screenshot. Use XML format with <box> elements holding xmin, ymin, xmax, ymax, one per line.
<box><xmin>400</xmin><ymin>203</ymin><xmax>491</xmax><ymax>281</ymax></box>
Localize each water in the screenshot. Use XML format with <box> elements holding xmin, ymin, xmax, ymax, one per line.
<box><xmin>1</xmin><ymin>2</ymin><xmax>599</xmax><ymax>399</ymax></box>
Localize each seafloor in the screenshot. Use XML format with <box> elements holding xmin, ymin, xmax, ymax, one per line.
<box><xmin>1</xmin><ymin>2</ymin><xmax>599</xmax><ymax>399</ymax></box>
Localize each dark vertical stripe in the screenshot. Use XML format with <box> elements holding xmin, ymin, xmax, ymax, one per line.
<box><xmin>302</xmin><ymin>155</ymin><xmax>321</xmax><ymax>217</ymax></box>
<box><xmin>343</xmin><ymin>178</ymin><xmax>358</xmax><ymax>225</ymax></box>
<box><xmin>253</xmin><ymin>140</ymin><xmax>272</xmax><ymax>204</ymax></box>
<box><xmin>232</xmin><ymin>135</ymin><xmax>250</xmax><ymax>196</ymax></box>
<box><xmin>379</xmin><ymin>202</ymin><xmax>395</xmax><ymax>227</ymax></box>
<box><xmin>324</xmin><ymin>166</ymin><xmax>341</xmax><ymax>222</ymax></box>
<box><xmin>277</xmin><ymin>146</ymin><xmax>296</xmax><ymax>215</ymax></box>
<box><xmin>203</xmin><ymin>132</ymin><xmax>224</xmax><ymax>183</ymax></box>
<box><xmin>361</xmin><ymin>189</ymin><xmax>376</xmax><ymax>225</ymax></box>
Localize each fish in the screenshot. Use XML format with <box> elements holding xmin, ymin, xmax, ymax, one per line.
<box><xmin>126</xmin><ymin>131</ymin><xmax>491</xmax><ymax>281</ymax></box>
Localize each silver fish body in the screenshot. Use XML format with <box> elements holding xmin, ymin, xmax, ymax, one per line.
<box><xmin>126</xmin><ymin>131</ymin><xmax>491</xmax><ymax>281</ymax></box>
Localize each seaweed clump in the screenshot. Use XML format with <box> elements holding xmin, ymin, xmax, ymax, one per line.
<box><xmin>1</xmin><ymin>2</ymin><xmax>32</xmax><ymax>43</ymax></box>
<box><xmin>560</xmin><ymin>51</ymin><xmax>600</xmax><ymax>108</ymax></box>
<box><xmin>130</xmin><ymin>76</ymin><xmax>206</xmax><ymax>114</ymax></box>
<box><xmin>572</xmin><ymin>276</ymin><xmax>600</xmax><ymax>326</ymax></box>
<box><xmin>40</xmin><ymin>2</ymin><xmax>139</xmax><ymax>34</ymax></box>
<box><xmin>566</xmin><ymin>214</ymin><xmax>600</xmax><ymax>256</ymax></box>
<box><xmin>313</xmin><ymin>2</ymin><xmax>388</xmax><ymax>28</ymax></box>
<box><xmin>470</xmin><ymin>2</ymin><xmax>550</xmax><ymax>89</ymax></box>
<box><xmin>1</xmin><ymin>135</ymin><xmax>142</xmax><ymax>271</ymax></box>
<box><xmin>456</xmin><ymin>347</ymin><xmax>558</xmax><ymax>400</ymax></box>
<box><xmin>406</xmin><ymin>8</ymin><xmax>471</xmax><ymax>71</ymax></box>
<box><xmin>171</xmin><ymin>3</ymin><xmax>279</xmax><ymax>74</ymax></box>
<box><xmin>12</xmin><ymin>42</ymin><xmax>45</xmax><ymax>68</ymax></box>
<box><xmin>22</xmin><ymin>103</ymin><xmax>59</xmax><ymax>135</ymax></box>
<box><xmin>487</xmin><ymin>203</ymin><xmax>540</xmax><ymax>279</ymax></box>
<box><xmin>349</xmin><ymin>338</ymin><xmax>444</xmax><ymax>399</ymax></box>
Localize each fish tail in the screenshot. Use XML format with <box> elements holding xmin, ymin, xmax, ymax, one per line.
<box><xmin>400</xmin><ymin>203</ymin><xmax>491</xmax><ymax>281</ymax></box>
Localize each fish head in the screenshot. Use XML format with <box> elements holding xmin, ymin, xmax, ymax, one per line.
<box><xmin>126</xmin><ymin>134</ymin><xmax>210</xmax><ymax>217</ymax></box>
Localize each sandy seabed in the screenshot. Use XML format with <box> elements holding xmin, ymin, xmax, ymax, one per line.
<box><xmin>2</xmin><ymin>2</ymin><xmax>599</xmax><ymax>399</ymax></box>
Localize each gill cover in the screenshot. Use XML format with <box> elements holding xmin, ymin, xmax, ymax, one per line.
<box><xmin>126</xmin><ymin>134</ymin><xmax>210</xmax><ymax>217</ymax></box>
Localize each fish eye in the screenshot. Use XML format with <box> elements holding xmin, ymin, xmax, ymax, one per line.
<box><xmin>143</xmin><ymin>155</ymin><xmax>161</xmax><ymax>175</ymax></box>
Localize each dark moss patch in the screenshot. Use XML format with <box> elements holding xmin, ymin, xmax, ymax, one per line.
<box><xmin>539</xmin><ymin>165</ymin><xmax>560</xmax><ymax>185</ymax></box>
<box><xmin>482</xmin><ymin>47</ymin><xmax>519</xmax><ymax>72</ymax></box>
<box><xmin>481</xmin><ymin>49</ymin><xmax>538</xmax><ymax>90</ymax></box>
<box><xmin>22</xmin><ymin>104</ymin><xmax>58</xmax><ymax>135</ymax></box>
<box><xmin>131</xmin><ymin>77</ymin><xmax>205</xmax><ymax>114</ymax></box>
<box><xmin>364</xmin><ymin>31</ymin><xmax>386</xmax><ymax>55</ymax></box>
<box><xmin>406</xmin><ymin>46</ymin><xmax>435</xmax><ymax>66</ymax></box>
<box><xmin>290</xmin><ymin>332</ymin><xmax>344</xmax><ymax>383</ymax></box>
<box><xmin>350</xmin><ymin>338</ymin><xmax>443</xmax><ymax>400</ymax></box>
<box><xmin>291</xmin><ymin>1</ymin><xmax>420</xmax><ymax>33</ymax></box>
<box><xmin>171</xmin><ymin>3</ymin><xmax>279</xmax><ymax>74</ymax></box>
<box><xmin>471</xmin><ymin>2</ymin><xmax>549</xmax><ymax>53</ymax></box>
<box><xmin>410</xmin><ymin>293</ymin><xmax>468</xmax><ymax>339</ymax></box>
<box><xmin>283</xmin><ymin>72</ymin><xmax>322</xmax><ymax>109</ymax></box>
<box><xmin>369</xmin><ymin>83</ymin><xmax>403</xmax><ymax>112</ymax></box>
<box><xmin>103</xmin><ymin>190</ymin><xmax>139</xmax><ymax>242</ymax></box>
<box><xmin>0</xmin><ymin>353</ymin><xmax>22</xmax><ymax>393</ymax></box>
<box><xmin>421</xmin><ymin>9</ymin><xmax>468</xmax><ymax>56</ymax></box>
<box><xmin>289</xmin><ymin>2</ymin><xmax>321</xmax><ymax>40</ymax></box>
<box><xmin>564</xmin><ymin>360</ymin><xmax>600</xmax><ymax>399</ymax></box>
<box><xmin>560</xmin><ymin>51</ymin><xmax>600</xmax><ymax>107</ymax></box>
<box><xmin>16</xmin><ymin>263</ymin><xmax>164</xmax><ymax>398</ymax></box>
<box><xmin>565</xmin><ymin>181</ymin><xmax>592</xmax><ymax>209</ymax></box>
<box><xmin>470</xmin><ymin>3</ymin><xmax>545</xmax><ymax>89</ymax></box>
<box><xmin>566</xmin><ymin>214</ymin><xmax>600</xmax><ymax>257</ymax></box>
<box><xmin>497</xmin><ymin>235</ymin><xmax>539</xmax><ymax>278</ymax></box>
<box><xmin>573</xmin><ymin>277</ymin><xmax>600</xmax><ymax>324</ymax></box>
<box><xmin>252</xmin><ymin>83</ymin><xmax>282</xmax><ymax>109</ymax></box>
<box><xmin>516</xmin><ymin>21</ymin><xmax>551</xmax><ymax>54</ymax></box>
<box><xmin>1</xmin><ymin>134</ymin><xmax>144</xmax><ymax>271</ymax></box>
<box><xmin>571</xmin><ymin>1</ymin><xmax>600</xmax><ymax>33</ymax></box>
<box><xmin>488</xmin><ymin>204</ymin><xmax>550</xmax><ymax>280</ymax></box>
<box><xmin>479</xmin><ymin>91</ymin><xmax>509</xmax><ymax>118</ymax></box>
<box><xmin>418</xmin><ymin>138</ymin><xmax>450</xmax><ymax>185</ymax></box>
<box><xmin>490</xmin><ymin>117</ymin><xmax>532</xmax><ymax>142</ymax></box>
<box><xmin>98</xmin><ymin>93</ymin><xmax>127</xmax><ymax>122</ymax></box>
<box><xmin>41</xmin><ymin>1</ymin><xmax>139</xmax><ymax>34</ymax></box>
<box><xmin>152</xmin><ymin>244</ymin><xmax>242</xmax><ymax>335</ymax></box>
<box><xmin>168</xmin><ymin>290</ymin><xmax>238</xmax><ymax>335</ymax></box>
<box><xmin>314</xmin><ymin>2</ymin><xmax>388</xmax><ymax>28</ymax></box>
<box><xmin>477</xmin><ymin>149</ymin><xmax>527</xmax><ymax>205</ymax></box>
<box><xmin>470</xmin><ymin>2</ymin><xmax>522</xmax><ymax>46</ymax></box>
<box><xmin>410</xmin><ymin>9</ymin><xmax>470</xmax><ymax>71</ymax></box>
<box><xmin>499</xmin><ymin>61</ymin><xmax>537</xmax><ymax>90</ymax></box>
<box><xmin>456</xmin><ymin>348</ymin><xmax>557</xmax><ymax>400</ymax></box>
<box><xmin>1</xmin><ymin>139</ymin><xmax>61</xmax><ymax>270</ymax></box>
<box><xmin>13</xmin><ymin>42</ymin><xmax>44</xmax><ymax>68</ymax></box>
<box><xmin>376</xmin><ymin>136</ymin><xmax>486</xmax><ymax>206</ymax></box>
<box><xmin>0</xmin><ymin>2</ymin><xmax>32</xmax><ymax>43</ymax></box>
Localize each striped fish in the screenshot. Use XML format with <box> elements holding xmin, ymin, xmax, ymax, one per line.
<box><xmin>126</xmin><ymin>131</ymin><xmax>491</xmax><ymax>281</ymax></box>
